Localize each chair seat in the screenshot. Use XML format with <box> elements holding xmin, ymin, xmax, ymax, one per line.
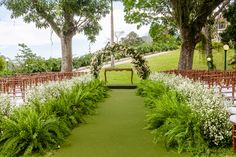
<box><xmin>230</xmin><ymin>115</ymin><xmax>236</xmax><ymax>123</ymax></box>
<box><xmin>229</xmin><ymin>107</ymin><xmax>236</xmax><ymax>115</ymax></box>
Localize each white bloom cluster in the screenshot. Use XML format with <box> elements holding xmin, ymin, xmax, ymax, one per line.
<box><xmin>149</xmin><ymin>72</ymin><xmax>232</xmax><ymax>146</ymax></box>
<box><xmin>0</xmin><ymin>74</ymin><xmax>94</xmax><ymax>116</ymax></box>
<box><xmin>25</xmin><ymin>74</ymin><xmax>94</xmax><ymax>104</ymax></box>
<box><xmin>0</xmin><ymin>94</ymin><xmax>13</xmax><ymax>116</ymax></box>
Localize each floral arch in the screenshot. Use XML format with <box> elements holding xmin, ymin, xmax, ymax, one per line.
<box><xmin>90</xmin><ymin>43</ymin><xmax>150</xmax><ymax>80</ymax></box>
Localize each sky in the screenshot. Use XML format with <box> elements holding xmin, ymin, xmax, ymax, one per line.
<box><xmin>0</xmin><ymin>1</ymin><xmax>149</xmax><ymax>59</ymax></box>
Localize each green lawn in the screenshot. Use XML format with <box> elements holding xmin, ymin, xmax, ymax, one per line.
<box><xmin>51</xmin><ymin>50</ymin><xmax>234</xmax><ymax>157</ymax></box>
<box><xmin>53</xmin><ymin>89</ymin><xmax>188</xmax><ymax>157</ymax></box>
<box><xmin>101</xmin><ymin>49</ymin><xmax>235</xmax><ymax>84</ymax></box>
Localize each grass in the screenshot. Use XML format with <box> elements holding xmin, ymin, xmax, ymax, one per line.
<box><xmin>50</xmin><ymin>50</ymin><xmax>234</xmax><ymax>157</ymax></box>
<box><xmin>101</xmin><ymin>48</ymin><xmax>236</xmax><ymax>84</ymax></box>
<box><xmin>52</xmin><ymin>89</ymin><xmax>188</xmax><ymax>157</ymax></box>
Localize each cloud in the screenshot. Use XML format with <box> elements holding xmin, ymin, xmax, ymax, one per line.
<box><xmin>0</xmin><ymin>1</ymin><xmax>149</xmax><ymax>59</ymax></box>
<box><xmin>0</xmin><ymin>20</ymin><xmax>57</xmax><ymax>46</ymax></box>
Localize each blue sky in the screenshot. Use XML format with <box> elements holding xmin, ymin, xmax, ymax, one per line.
<box><xmin>0</xmin><ymin>2</ymin><xmax>149</xmax><ymax>59</ymax></box>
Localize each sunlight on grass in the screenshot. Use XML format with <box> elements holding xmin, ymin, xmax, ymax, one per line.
<box><xmin>100</xmin><ymin>70</ymin><xmax>140</xmax><ymax>84</ymax></box>
<box><xmin>100</xmin><ymin>48</ymin><xmax>235</xmax><ymax>84</ymax></box>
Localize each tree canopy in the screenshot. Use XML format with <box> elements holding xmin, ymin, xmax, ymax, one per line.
<box><xmin>123</xmin><ymin>0</ymin><xmax>225</xmax><ymax>70</ymax></box>
<box><xmin>149</xmin><ymin>22</ymin><xmax>179</xmax><ymax>45</ymax></box>
<box><xmin>3</xmin><ymin>0</ymin><xmax>109</xmax><ymax>41</ymax></box>
<box><xmin>120</xmin><ymin>31</ymin><xmax>144</xmax><ymax>46</ymax></box>
<box><xmin>2</xmin><ymin>0</ymin><xmax>110</xmax><ymax>71</ymax></box>
<box><xmin>221</xmin><ymin>1</ymin><xmax>236</xmax><ymax>44</ymax></box>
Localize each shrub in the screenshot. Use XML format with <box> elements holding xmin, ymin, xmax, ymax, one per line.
<box><xmin>136</xmin><ymin>43</ymin><xmax>153</xmax><ymax>55</ymax></box>
<box><xmin>45</xmin><ymin>58</ymin><xmax>61</xmax><ymax>72</ymax></box>
<box><xmin>73</xmin><ymin>53</ymin><xmax>93</xmax><ymax>69</ymax></box>
<box><xmin>0</xmin><ymin>108</ymin><xmax>70</xmax><ymax>156</ymax></box>
<box><xmin>0</xmin><ymin>44</ymin><xmax>94</xmax><ymax>76</ymax></box>
<box><xmin>138</xmin><ymin>81</ymin><xmax>208</xmax><ymax>155</ymax></box>
<box><xmin>137</xmin><ymin>80</ymin><xmax>169</xmax><ymax>107</ymax></box>
<box><xmin>0</xmin><ymin>74</ymin><xmax>108</xmax><ymax>156</ymax></box>
<box><xmin>138</xmin><ymin>73</ymin><xmax>232</xmax><ymax>155</ymax></box>
<box><xmin>32</xmin><ymin>79</ymin><xmax>108</xmax><ymax>129</ymax></box>
<box><xmin>136</xmin><ymin>42</ymin><xmax>179</xmax><ymax>55</ymax></box>
<box><xmin>196</xmin><ymin>42</ymin><xmax>223</xmax><ymax>53</ymax></box>
<box><xmin>149</xmin><ymin>73</ymin><xmax>232</xmax><ymax>147</ymax></box>
<box><xmin>212</xmin><ymin>42</ymin><xmax>224</xmax><ymax>50</ymax></box>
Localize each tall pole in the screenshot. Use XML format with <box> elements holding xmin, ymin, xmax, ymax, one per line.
<box><xmin>224</xmin><ymin>49</ymin><xmax>227</xmax><ymax>70</ymax></box>
<box><xmin>110</xmin><ymin>0</ymin><xmax>115</xmax><ymax>67</ymax></box>
<box><xmin>223</xmin><ymin>44</ymin><xmax>229</xmax><ymax>71</ymax></box>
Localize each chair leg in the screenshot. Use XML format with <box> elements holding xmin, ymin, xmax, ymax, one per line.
<box><xmin>233</xmin><ymin>124</ymin><xmax>236</xmax><ymax>153</ymax></box>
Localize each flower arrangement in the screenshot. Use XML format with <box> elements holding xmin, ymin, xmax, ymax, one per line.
<box><xmin>90</xmin><ymin>43</ymin><xmax>150</xmax><ymax>79</ymax></box>
<box><xmin>25</xmin><ymin>74</ymin><xmax>94</xmax><ymax>104</ymax></box>
<box><xmin>148</xmin><ymin>73</ymin><xmax>232</xmax><ymax>146</ymax></box>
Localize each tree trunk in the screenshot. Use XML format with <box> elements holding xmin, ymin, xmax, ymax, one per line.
<box><xmin>60</xmin><ymin>35</ymin><xmax>73</xmax><ymax>72</ymax></box>
<box><xmin>203</xmin><ymin>25</ymin><xmax>213</xmax><ymax>57</ymax></box>
<box><xmin>234</xmin><ymin>41</ymin><xmax>236</xmax><ymax>54</ymax></box>
<box><xmin>178</xmin><ymin>28</ymin><xmax>197</xmax><ymax>70</ymax></box>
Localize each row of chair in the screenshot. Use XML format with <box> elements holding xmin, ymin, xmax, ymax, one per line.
<box><xmin>229</xmin><ymin>105</ymin><xmax>236</xmax><ymax>152</ymax></box>
<box><xmin>163</xmin><ymin>70</ymin><xmax>236</xmax><ymax>102</ymax></box>
<box><xmin>0</xmin><ymin>71</ymin><xmax>87</xmax><ymax>99</ymax></box>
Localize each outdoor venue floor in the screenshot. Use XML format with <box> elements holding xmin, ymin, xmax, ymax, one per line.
<box><xmin>53</xmin><ymin>89</ymin><xmax>188</xmax><ymax>157</ymax></box>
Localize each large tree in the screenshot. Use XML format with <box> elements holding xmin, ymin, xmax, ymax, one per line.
<box><xmin>124</xmin><ymin>0</ymin><xmax>225</xmax><ymax>69</ymax></box>
<box><xmin>201</xmin><ymin>0</ymin><xmax>230</xmax><ymax>69</ymax></box>
<box><xmin>221</xmin><ymin>1</ymin><xmax>236</xmax><ymax>49</ymax></box>
<box><xmin>120</xmin><ymin>31</ymin><xmax>144</xmax><ymax>46</ymax></box>
<box><xmin>2</xmin><ymin>0</ymin><xmax>110</xmax><ymax>71</ymax></box>
<box><xmin>220</xmin><ymin>1</ymin><xmax>236</xmax><ymax>67</ymax></box>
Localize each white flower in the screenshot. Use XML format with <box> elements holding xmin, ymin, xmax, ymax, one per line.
<box><xmin>148</xmin><ymin>72</ymin><xmax>232</xmax><ymax>145</ymax></box>
<box><xmin>25</xmin><ymin>74</ymin><xmax>94</xmax><ymax>104</ymax></box>
<box><xmin>0</xmin><ymin>94</ymin><xmax>13</xmax><ymax>116</ymax></box>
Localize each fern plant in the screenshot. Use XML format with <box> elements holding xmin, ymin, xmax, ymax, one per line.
<box><xmin>163</xmin><ymin>111</ymin><xmax>209</xmax><ymax>156</ymax></box>
<box><xmin>0</xmin><ymin>107</ymin><xmax>70</xmax><ymax>156</ymax></box>
<box><xmin>138</xmin><ymin>80</ymin><xmax>210</xmax><ymax>156</ymax></box>
<box><xmin>0</xmin><ymin>77</ymin><xmax>108</xmax><ymax>156</ymax></box>
<box><xmin>31</xmin><ymin>80</ymin><xmax>108</xmax><ymax>129</ymax></box>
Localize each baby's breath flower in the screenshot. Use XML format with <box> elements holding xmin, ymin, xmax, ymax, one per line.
<box><xmin>149</xmin><ymin>72</ymin><xmax>232</xmax><ymax>145</ymax></box>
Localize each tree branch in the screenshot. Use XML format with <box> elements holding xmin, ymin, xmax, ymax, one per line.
<box><xmin>212</xmin><ymin>0</ymin><xmax>230</xmax><ymax>19</ymax></box>
<box><xmin>77</xmin><ymin>18</ymin><xmax>90</xmax><ymax>32</ymax></box>
<box><xmin>191</xmin><ymin>0</ymin><xmax>224</xmax><ymax>32</ymax></box>
<box><xmin>32</xmin><ymin>0</ymin><xmax>61</xmax><ymax>36</ymax></box>
<box><xmin>194</xmin><ymin>0</ymin><xmax>224</xmax><ymax>28</ymax></box>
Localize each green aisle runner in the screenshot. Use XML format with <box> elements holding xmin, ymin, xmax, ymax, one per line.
<box><xmin>54</xmin><ymin>89</ymin><xmax>187</xmax><ymax>157</ymax></box>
